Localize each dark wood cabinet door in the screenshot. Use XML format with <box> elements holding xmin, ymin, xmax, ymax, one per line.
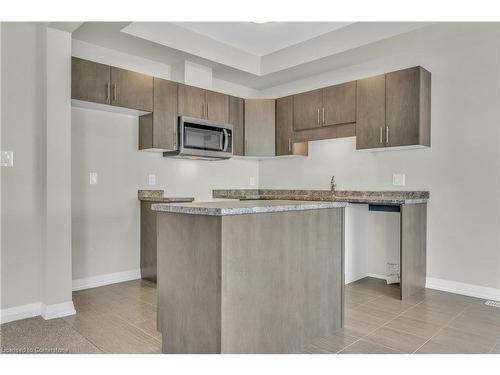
<box><xmin>178</xmin><ymin>84</ymin><xmax>205</xmax><ymax>119</ymax></box>
<box><xmin>323</xmin><ymin>81</ymin><xmax>356</xmax><ymax>126</ymax></box>
<box><xmin>110</xmin><ymin>67</ymin><xmax>153</xmax><ymax>111</ymax></box>
<box><xmin>356</xmin><ymin>75</ymin><xmax>386</xmax><ymax>150</ymax></box>
<box><xmin>206</xmin><ymin>91</ymin><xmax>229</xmax><ymax>123</ymax></box>
<box><xmin>386</xmin><ymin>67</ymin><xmax>427</xmax><ymax>147</ymax></box>
<box><xmin>276</xmin><ymin>96</ymin><xmax>294</xmax><ymax>156</ymax></box>
<box><xmin>293</xmin><ymin>89</ymin><xmax>322</xmax><ymax>130</ymax></box>
<box><xmin>229</xmin><ymin>96</ymin><xmax>245</xmax><ymax>156</ymax></box>
<box><xmin>245</xmin><ymin>99</ymin><xmax>275</xmax><ymax>156</ymax></box>
<box><xmin>71</xmin><ymin>57</ymin><xmax>110</xmax><ymax>105</ymax></box>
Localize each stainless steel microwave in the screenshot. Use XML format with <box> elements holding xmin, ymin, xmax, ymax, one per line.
<box><xmin>163</xmin><ymin>116</ymin><xmax>233</xmax><ymax>160</ymax></box>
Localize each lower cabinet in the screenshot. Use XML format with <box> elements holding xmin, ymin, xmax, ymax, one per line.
<box><xmin>139</xmin><ymin>78</ymin><xmax>178</xmax><ymax>151</ymax></box>
<box><xmin>244</xmin><ymin>99</ymin><xmax>276</xmax><ymax>157</ymax></box>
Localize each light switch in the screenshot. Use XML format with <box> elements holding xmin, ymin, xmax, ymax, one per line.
<box><xmin>148</xmin><ymin>174</ymin><xmax>156</xmax><ymax>186</ymax></box>
<box><xmin>89</xmin><ymin>172</ymin><xmax>98</xmax><ymax>185</ymax></box>
<box><xmin>392</xmin><ymin>173</ymin><xmax>406</xmax><ymax>186</ymax></box>
<box><xmin>0</xmin><ymin>151</ymin><xmax>13</xmax><ymax>167</ymax></box>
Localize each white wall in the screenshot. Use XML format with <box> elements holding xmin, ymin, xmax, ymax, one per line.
<box><xmin>1</xmin><ymin>23</ymin><xmax>75</xmax><ymax>321</ymax></box>
<box><xmin>259</xmin><ymin>25</ymin><xmax>500</xmax><ymax>291</ymax></box>
<box><xmin>1</xmin><ymin>23</ymin><xmax>45</xmax><ymax>310</ymax></box>
<box><xmin>71</xmin><ymin>108</ymin><xmax>258</xmax><ymax>280</ymax></box>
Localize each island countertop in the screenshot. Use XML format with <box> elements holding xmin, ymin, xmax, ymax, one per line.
<box><xmin>151</xmin><ymin>199</ymin><xmax>348</xmax><ymax>216</ymax></box>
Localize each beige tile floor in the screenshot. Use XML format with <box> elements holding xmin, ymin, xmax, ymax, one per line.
<box><xmin>1</xmin><ymin>277</ymin><xmax>499</xmax><ymax>354</ymax></box>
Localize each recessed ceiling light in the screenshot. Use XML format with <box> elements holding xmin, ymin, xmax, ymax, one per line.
<box><xmin>251</xmin><ymin>21</ymin><xmax>271</xmax><ymax>24</ymax></box>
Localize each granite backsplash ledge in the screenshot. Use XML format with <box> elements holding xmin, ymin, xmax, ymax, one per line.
<box><xmin>212</xmin><ymin>189</ymin><xmax>429</xmax><ymax>205</ymax></box>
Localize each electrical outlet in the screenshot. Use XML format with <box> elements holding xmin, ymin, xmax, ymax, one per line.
<box><xmin>392</xmin><ymin>173</ymin><xmax>406</xmax><ymax>186</ymax></box>
<box><xmin>89</xmin><ymin>172</ymin><xmax>98</xmax><ymax>185</ymax></box>
<box><xmin>148</xmin><ymin>174</ymin><xmax>156</xmax><ymax>186</ymax></box>
<box><xmin>0</xmin><ymin>151</ymin><xmax>13</xmax><ymax>167</ymax></box>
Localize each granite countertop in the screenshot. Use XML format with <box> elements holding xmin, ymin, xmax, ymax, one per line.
<box><xmin>138</xmin><ymin>190</ymin><xmax>194</xmax><ymax>203</ymax></box>
<box><xmin>212</xmin><ymin>189</ymin><xmax>429</xmax><ymax>205</ymax></box>
<box><xmin>151</xmin><ymin>200</ymin><xmax>348</xmax><ymax>216</ymax></box>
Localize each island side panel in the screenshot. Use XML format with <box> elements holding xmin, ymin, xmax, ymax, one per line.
<box><xmin>140</xmin><ymin>201</ymin><xmax>157</xmax><ymax>283</ymax></box>
<box><xmin>400</xmin><ymin>203</ymin><xmax>427</xmax><ymax>299</ymax></box>
<box><xmin>220</xmin><ymin>208</ymin><xmax>344</xmax><ymax>353</ymax></box>
<box><xmin>156</xmin><ymin>212</ymin><xmax>222</xmax><ymax>353</ymax></box>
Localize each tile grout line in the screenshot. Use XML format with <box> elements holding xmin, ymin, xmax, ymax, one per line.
<box><xmin>488</xmin><ymin>340</ymin><xmax>499</xmax><ymax>354</ymax></box>
<box><xmin>410</xmin><ymin>303</ymin><xmax>471</xmax><ymax>354</ymax></box>
<box><xmin>62</xmin><ymin>317</ymin><xmax>108</xmax><ymax>354</ymax></box>
<box><xmin>337</xmin><ymin>296</ymin><xmax>426</xmax><ymax>353</ymax></box>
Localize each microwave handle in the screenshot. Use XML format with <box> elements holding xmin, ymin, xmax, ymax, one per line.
<box><xmin>223</xmin><ymin>129</ymin><xmax>229</xmax><ymax>152</ymax></box>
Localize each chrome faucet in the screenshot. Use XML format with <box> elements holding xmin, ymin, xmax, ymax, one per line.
<box><xmin>330</xmin><ymin>176</ymin><xmax>336</xmax><ymax>194</ymax></box>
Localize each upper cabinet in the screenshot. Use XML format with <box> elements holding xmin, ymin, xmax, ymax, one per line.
<box><xmin>245</xmin><ymin>99</ymin><xmax>275</xmax><ymax>157</ymax></box>
<box><xmin>229</xmin><ymin>96</ymin><xmax>245</xmax><ymax>156</ymax></box>
<box><xmin>385</xmin><ymin>67</ymin><xmax>431</xmax><ymax>148</ymax></box>
<box><xmin>356</xmin><ymin>66</ymin><xmax>431</xmax><ymax>150</ymax></box>
<box><xmin>139</xmin><ymin>78</ymin><xmax>178</xmax><ymax>151</ymax></box>
<box><xmin>178</xmin><ymin>84</ymin><xmax>229</xmax><ymax>123</ymax></box>
<box><xmin>323</xmin><ymin>81</ymin><xmax>356</xmax><ymax>126</ymax></box>
<box><xmin>72</xmin><ymin>57</ymin><xmax>431</xmax><ymax>155</ymax></box>
<box><xmin>71</xmin><ymin>57</ymin><xmax>111</xmax><ymax>105</ymax></box>
<box><xmin>293</xmin><ymin>89</ymin><xmax>323</xmax><ymax>130</ymax></box>
<box><xmin>71</xmin><ymin>57</ymin><xmax>153</xmax><ymax>112</ymax></box>
<box><xmin>110</xmin><ymin>67</ymin><xmax>153</xmax><ymax>112</ymax></box>
<box><xmin>356</xmin><ymin>74</ymin><xmax>386</xmax><ymax>150</ymax></box>
<box><xmin>293</xmin><ymin>82</ymin><xmax>356</xmax><ymax>131</ymax></box>
<box><xmin>276</xmin><ymin>96</ymin><xmax>308</xmax><ymax>156</ymax></box>
<box><xmin>178</xmin><ymin>84</ymin><xmax>205</xmax><ymax>118</ymax></box>
<box><xmin>205</xmin><ymin>91</ymin><xmax>229</xmax><ymax>123</ymax></box>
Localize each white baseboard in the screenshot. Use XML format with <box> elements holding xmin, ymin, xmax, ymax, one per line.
<box><xmin>72</xmin><ymin>268</ymin><xmax>141</xmax><ymax>291</ymax></box>
<box><xmin>1</xmin><ymin>300</ymin><xmax>75</xmax><ymax>324</ymax></box>
<box><xmin>41</xmin><ymin>301</ymin><xmax>76</xmax><ymax>320</ymax></box>
<box><xmin>0</xmin><ymin>302</ymin><xmax>42</xmax><ymax>324</ymax></box>
<box><xmin>426</xmin><ymin>277</ymin><xmax>500</xmax><ymax>302</ymax></box>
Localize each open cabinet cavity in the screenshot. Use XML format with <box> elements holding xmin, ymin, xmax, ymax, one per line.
<box><xmin>345</xmin><ymin>203</ymin><xmax>427</xmax><ymax>300</ymax></box>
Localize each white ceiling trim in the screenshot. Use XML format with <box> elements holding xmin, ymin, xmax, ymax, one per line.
<box><xmin>121</xmin><ymin>22</ymin><xmax>261</xmax><ymax>75</ymax></box>
<box><xmin>261</xmin><ymin>22</ymin><xmax>433</xmax><ymax>75</ymax></box>
<box><xmin>121</xmin><ymin>22</ymin><xmax>431</xmax><ymax>77</ymax></box>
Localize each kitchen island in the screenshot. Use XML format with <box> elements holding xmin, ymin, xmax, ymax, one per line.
<box><xmin>152</xmin><ymin>200</ymin><xmax>348</xmax><ymax>354</ymax></box>
<box><xmin>213</xmin><ymin>189</ymin><xmax>429</xmax><ymax>300</ymax></box>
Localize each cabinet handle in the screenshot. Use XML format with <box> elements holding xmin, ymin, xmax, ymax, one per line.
<box><xmin>105</xmin><ymin>83</ymin><xmax>109</xmax><ymax>101</ymax></box>
<box><xmin>379</xmin><ymin>127</ymin><xmax>383</xmax><ymax>144</ymax></box>
<box><xmin>112</xmin><ymin>84</ymin><xmax>117</xmax><ymax>102</ymax></box>
<box><xmin>245</xmin><ymin>139</ymin><xmax>248</xmax><ymax>155</ymax></box>
<box><xmin>322</xmin><ymin>107</ymin><xmax>325</xmax><ymax>125</ymax></box>
<box><xmin>288</xmin><ymin>136</ymin><xmax>292</xmax><ymax>152</ymax></box>
<box><xmin>206</xmin><ymin>103</ymin><xmax>209</xmax><ymax>119</ymax></box>
<box><xmin>317</xmin><ymin>109</ymin><xmax>320</xmax><ymax>125</ymax></box>
<box><xmin>386</xmin><ymin>126</ymin><xmax>389</xmax><ymax>144</ymax></box>
<box><xmin>201</xmin><ymin>103</ymin><xmax>204</xmax><ymax>118</ymax></box>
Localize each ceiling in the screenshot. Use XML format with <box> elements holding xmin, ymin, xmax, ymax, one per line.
<box><xmin>70</xmin><ymin>21</ymin><xmax>438</xmax><ymax>90</ymax></box>
<box><xmin>172</xmin><ymin>22</ymin><xmax>352</xmax><ymax>56</ymax></box>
